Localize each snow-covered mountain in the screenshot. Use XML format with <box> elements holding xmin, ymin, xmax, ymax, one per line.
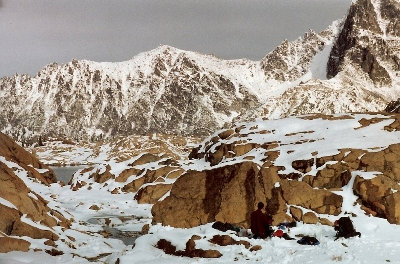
<box><xmin>0</xmin><ymin>28</ymin><xmax>334</xmax><ymax>143</ymax></box>
<box><xmin>1</xmin><ymin>0</ymin><xmax>400</xmax><ymax>143</ymax></box>
<box><xmin>244</xmin><ymin>0</ymin><xmax>400</xmax><ymax>120</ymax></box>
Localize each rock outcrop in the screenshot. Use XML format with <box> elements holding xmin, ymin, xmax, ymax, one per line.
<box><xmin>0</xmin><ymin>133</ymin><xmax>70</xmax><ymax>252</ymax></box>
<box><xmin>0</xmin><ymin>237</ymin><xmax>31</xmax><ymax>253</ymax></box>
<box><xmin>151</xmin><ymin>113</ymin><xmax>400</xmax><ymax>227</ymax></box>
<box><xmin>327</xmin><ymin>0</ymin><xmax>400</xmax><ymax>87</ymax></box>
<box><xmin>0</xmin><ymin>132</ymin><xmax>56</xmax><ymax>185</ymax></box>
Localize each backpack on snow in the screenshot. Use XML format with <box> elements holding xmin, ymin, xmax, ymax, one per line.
<box><xmin>297</xmin><ymin>236</ymin><xmax>320</xmax><ymax>245</ymax></box>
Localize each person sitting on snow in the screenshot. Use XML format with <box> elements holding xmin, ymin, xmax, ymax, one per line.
<box><xmin>250</xmin><ymin>202</ymin><xmax>273</xmax><ymax>239</ymax></box>
<box><xmin>334</xmin><ymin>216</ymin><xmax>361</xmax><ymax>239</ymax></box>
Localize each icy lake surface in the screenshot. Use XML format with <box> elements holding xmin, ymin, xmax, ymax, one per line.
<box><xmin>50</xmin><ymin>166</ymin><xmax>86</xmax><ymax>184</ymax></box>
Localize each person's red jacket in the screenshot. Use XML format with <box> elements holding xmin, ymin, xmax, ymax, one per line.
<box><xmin>250</xmin><ymin>209</ymin><xmax>273</xmax><ymax>238</ymax></box>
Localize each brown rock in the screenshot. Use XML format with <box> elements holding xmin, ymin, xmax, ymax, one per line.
<box><xmin>292</xmin><ymin>158</ymin><xmax>314</xmax><ymax>173</ymax></box>
<box><xmin>290</xmin><ymin>206</ymin><xmax>303</xmax><ymax>221</ymax></box>
<box><xmin>199</xmin><ymin>249</ymin><xmax>222</xmax><ymax>258</ymax></box>
<box><xmin>130</xmin><ymin>154</ymin><xmax>161</xmax><ymax>166</ymax></box>
<box><xmin>310</xmin><ymin>163</ymin><xmax>352</xmax><ymax>189</ymax></box>
<box><xmin>0</xmin><ymin>151</ymin><xmax>68</xmax><ymax>244</ymax></box>
<box><xmin>44</xmin><ymin>239</ymin><xmax>56</xmax><ymax>247</ymax></box>
<box><xmin>89</xmin><ymin>204</ymin><xmax>100</xmax><ymax>211</ymax></box>
<box><xmin>385</xmin><ymin>192</ymin><xmax>400</xmax><ymax>224</ymax></box>
<box><xmin>135</xmin><ymin>183</ymin><xmax>172</xmax><ymax>204</ymax></box>
<box><xmin>249</xmin><ymin>245</ymin><xmax>262</xmax><ymax>252</ymax></box>
<box><xmin>185</xmin><ymin>236</ymin><xmax>197</xmax><ymax>252</ymax></box>
<box><xmin>319</xmin><ymin>218</ymin><xmax>333</xmax><ymax>226</ymax></box>
<box><xmin>232</xmin><ymin>143</ymin><xmax>259</xmax><ymax>157</ymax></box>
<box><xmin>0</xmin><ymin>237</ymin><xmax>30</xmax><ymax>253</ymax></box>
<box><xmin>92</xmin><ymin>165</ymin><xmax>114</xmax><ymax>183</ymax></box>
<box><xmin>152</xmin><ymin>162</ymin><xmax>264</xmax><ymax>228</ymax></box>
<box><xmin>100</xmin><ymin>230</ymin><xmax>110</xmax><ymax>238</ymax></box>
<box><xmin>302</xmin><ymin>212</ymin><xmax>318</xmax><ymax>224</ymax></box>
<box><xmin>122</xmin><ymin>166</ymin><xmax>179</xmax><ymax>193</ymax></box>
<box><xmin>218</xmin><ymin>129</ymin><xmax>235</xmax><ymax>140</ymax></box>
<box><xmin>361</xmin><ymin>205</ymin><xmax>378</xmax><ymax>216</ymax></box>
<box><xmin>384</xmin><ymin>118</ymin><xmax>400</xmax><ymax>132</ymax></box>
<box><xmin>353</xmin><ymin>175</ymin><xmax>396</xmax><ymax>217</ymax></box>
<box><xmin>45</xmin><ymin>248</ymin><xmax>64</xmax><ymax>256</ymax></box>
<box><xmin>156</xmin><ymin>238</ymin><xmax>222</xmax><ymax>258</ymax></box>
<box><xmin>359</xmin><ymin>151</ymin><xmax>385</xmax><ymax>172</ymax></box>
<box><xmin>342</xmin><ymin>149</ymin><xmax>364</xmax><ymax>170</ymax></box>
<box><xmin>357</xmin><ymin>118</ymin><xmax>387</xmax><ymax>130</ymax></box>
<box><xmin>71</xmin><ymin>180</ymin><xmax>87</xmax><ymax>191</ymax></box>
<box><xmin>209</xmin><ymin>235</ymin><xmax>250</xmax><ymax>249</ymax></box>
<box><xmin>265</xmin><ymin>188</ymin><xmax>288</xmax><ymax>223</ymax></box>
<box><xmin>165</xmin><ymin>168</ymin><xmax>184</xmax><ymax>179</ymax></box>
<box><xmin>122</xmin><ymin>177</ymin><xmax>145</xmax><ymax>193</ymax></box>
<box><xmin>11</xmin><ymin>219</ymin><xmax>59</xmax><ymax>240</ymax></box>
<box><xmin>205</xmin><ymin>144</ymin><xmax>229</xmax><ymax>166</ymax></box>
<box><xmin>280</xmin><ymin>180</ymin><xmax>342</xmax><ymax>215</ymax></box>
<box><xmin>0</xmin><ymin>133</ymin><xmax>57</xmax><ymax>185</ymax></box>
<box><xmin>115</xmin><ymin>168</ymin><xmax>143</xmax><ymax>182</ymax></box>
<box><xmin>141</xmin><ymin>224</ymin><xmax>150</xmax><ymax>235</ymax></box>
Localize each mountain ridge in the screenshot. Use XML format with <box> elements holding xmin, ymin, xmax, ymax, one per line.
<box><xmin>1</xmin><ymin>0</ymin><xmax>400</xmax><ymax>144</ymax></box>
<box><xmin>0</xmin><ymin>26</ymin><xmax>337</xmax><ymax>143</ymax></box>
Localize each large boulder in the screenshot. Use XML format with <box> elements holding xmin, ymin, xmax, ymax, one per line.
<box><xmin>152</xmin><ymin>162</ymin><xmax>263</xmax><ymax>228</ymax></box>
<box><xmin>151</xmin><ymin>161</ymin><xmax>343</xmax><ymax>228</ymax></box>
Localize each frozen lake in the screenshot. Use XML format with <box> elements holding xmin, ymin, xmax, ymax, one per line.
<box><xmin>50</xmin><ymin>165</ymin><xmax>86</xmax><ymax>184</ymax></box>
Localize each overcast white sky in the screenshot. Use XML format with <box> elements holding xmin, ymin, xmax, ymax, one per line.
<box><xmin>0</xmin><ymin>0</ymin><xmax>351</xmax><ymax>78</ymax></box>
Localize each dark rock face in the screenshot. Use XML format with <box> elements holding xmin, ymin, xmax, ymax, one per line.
<box><xmin>327</xmin><ymin>0</ymin><xmax>399</xmax><ymax>86</ymax></box>
<box><xmin>385</xmin><ymin>98</ymin><xmax>400</xmax><ymax>113</ymax></box>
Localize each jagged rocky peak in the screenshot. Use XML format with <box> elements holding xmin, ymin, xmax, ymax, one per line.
<box><xmin>327</xmin><ymin>0</ymin><xmax>400</xmax><ymax>86</ymax></box>
<box><xmin>260</xmin><ymin>29</ymin><xmax>333</xmax><ymax>81</ymax></box>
